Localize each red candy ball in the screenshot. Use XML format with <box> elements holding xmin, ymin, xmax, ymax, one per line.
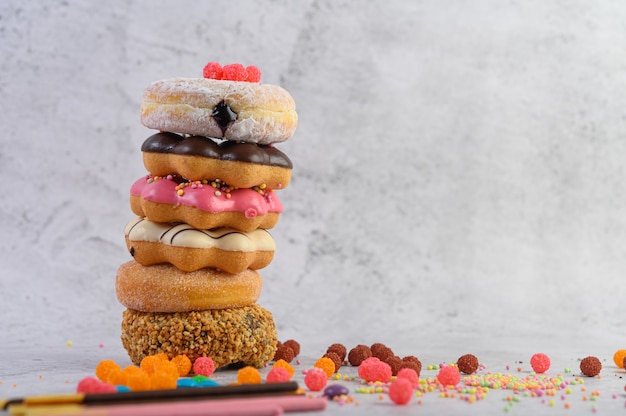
<box><xmin>530</xmin><ymin>353</ymin><xmax>551</xmax><ymax>374</ymax></box>
<box><xmin>304</xmin><ymin>368</ymin><xmax>327</xmax><ymax>392</ymax></box>
<box><xmin>388</xmin><ymin>378</ymin><xmax>413</xmax><ymax>405</ymax></box>
<box><xmin>266</xmin><ymin>367</ymin><xmax>291</xmax><ymax>383</ymax></box>
<box><xmin>437</xmin><ymin>365</ymin><xmax>461</xmax><ymax>386</ymax></box>
<box><xmin>192</xmin><ymin>357</ymin><xmax>215</xmax><ymax>377</ymax></box>
<box><xmin>396</xmin><ymin>367</ymin><xmax>419</xmax><ymax>389</ymax></box>
<box><xmin>76</xmin><ymin>376</ymin><xmax>117</xmax><ymax>394</ymax></box>
<box><xmin>358</xmin><ymin>357</ymin><xmax>392</xmax><ymax>383</ymax></box>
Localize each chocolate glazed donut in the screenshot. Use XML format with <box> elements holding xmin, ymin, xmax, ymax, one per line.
<box><xmin>141</xmin><ymin>132</ymin><xmax>292</xmax><ymax>189</ymax></box>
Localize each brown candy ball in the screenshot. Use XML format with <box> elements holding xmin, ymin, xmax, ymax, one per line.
<box><xmin>457</xmin><ymin>354</ymin><xmax>479</xmax><ymax>375</ymax></box>
<box><xmin>384</xmin><ymin>355</ymin><xmax>403</xmax><ymax>376</ymax></box>
<box><xmin>348</xmin><ymin>345</ymin><xmax>372</xmax><ymax>366</ymax></box>
<box><xmin>401</xmin><ymin>355</ymin><xmax>422</xmax><ymax>376</ymax></box>
<box><xmin>326</xmin><ymin>343</ymin><xmax>347</xmax><ymax>362</ymax></box>
<box><xmin>273</xmin><ymin>344</ymin><xmax>295</xmax><ymax>363</ymax></box>
<box><xmin>283</xmin><ymin>339</ymin><xmax>300</xmax><ymax>357</ymax></box>
<box><xmin>579</xmin><ymin>356</ymin><xmax>602</xmax><ymax>377</ymax></box>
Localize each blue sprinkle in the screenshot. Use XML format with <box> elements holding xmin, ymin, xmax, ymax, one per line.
<box><xmin>177</xmin><ymin>378</ymin><xmax>199</xmax><ymax>388</ymax></box>
<box><xmin>116</xmin><ymin>385</ymin><xmax>131</xmax><ymax>393</ymax></box>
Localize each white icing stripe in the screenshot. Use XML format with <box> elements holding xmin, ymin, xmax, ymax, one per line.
<box><xmin>124</xmin><ymin>218</ymin><xmax>275</xmax><ymax>252</ymax></box>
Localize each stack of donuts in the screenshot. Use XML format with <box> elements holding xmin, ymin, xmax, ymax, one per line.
<box><xmin>115</xmin><ymin>62</ymin><xmax>298</xmax><ymax>369</ymax></box>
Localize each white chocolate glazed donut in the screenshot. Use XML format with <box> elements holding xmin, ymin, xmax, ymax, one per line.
<box><xmin>140</xmin><ymin>78</ymin><xmax>298</xmax><ymax>144</ymax></box>
<box><xmin>124</xmin><ymin>217</ymin><xmax>275</xmax><ymax>273</ymax></box>
<box><xmin>115</xmin><ymin>261</ymin><xmax>263</xmax><ymax>312</ymax></box>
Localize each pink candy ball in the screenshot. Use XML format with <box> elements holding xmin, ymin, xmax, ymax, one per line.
<box><xmin>192</xmin><ymin>357</ymin><xmax>215</xmax><ymax>377</ymax></box>
<box><xmin>266</xmin><ymin>367</ymin><xmax>291</xmax><ymax>383</ymax></box>
<box><xmin>389</xmin><ymin>377</ymin><xmax>413</xmax><ymax>405</ymax></box>
<box><xmin>396</xmin><ymin>367</ymin><xmax>420</xmax><ymax>389</ymax></box>
<box><xmin>304</xmin><ymin>367</ymin><xmax>328</xmax><ymax>391</ymax></box>
<box><xmin>437</xmin><ymin>365</ymin><xmax>461</xmax><ymax>386</ymax></box>
<box><xmin>76</xmin><ymin>376</ymin><xmax>117</xmax><ymax>394</ymax></box>
<box><xmin>357</xmin><ymin>357</ymin><xmax>392</xmax><ymax>383</ymax></box>
<box><xmin>530</xmin><ymin>353</ymin><xmax>551</xmax><ymax>374</ymax></box>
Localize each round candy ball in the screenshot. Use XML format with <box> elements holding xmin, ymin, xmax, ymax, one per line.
<box><xmin>304</xmin><ymin>368</ymin><xmax>328</xmax><ymax>392</ymax></box>
<box><xmin>396</xmin><ymin>368</ymin><xmax>419</xmax><ymax>389</ymax></box>
<box><xmin>437</xmin><ymin>365</ymin><xmax>461</xmax><ymax>386</ymax></box>
<box><xmin>530</xmin><ymin>353</ymin><xmax>551</xmax><ymax>374</ymax></box>
<box><xmin>192</xmin><ymin>357</ymin><xmax>215</xmax><ymax>377</ymax></box>
<box><xmin>389</xmin><ymin>378</ymin><xmax>413</xmax><ymax>405</ymax></box>
<box><xmin>580</xmin><ymin>356</ymin><xmax>602</xmax><ymax>377</ymax></box>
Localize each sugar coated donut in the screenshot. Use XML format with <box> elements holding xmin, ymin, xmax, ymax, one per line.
<box><xmin>141</xmin><ymin>132</ymin><xmax>292</xmax><ymax>188</ymax></box>
<box><xmin>120</xmin><ymin>305</ymin><xmax>278</xmax><ymax>368</ymax></box>
<box><xmin>115</xmin><ymin>261</ymin><xmax>262</xmax><ymax>312</ymax></box>
<box><xmin>124</xmin><ymin>217</ymin><xmax>275</xmax><ymax>273</ymax></box>
<box><xmin>140</xmin><ymin>77</ymin><xmax>298</xmax><ymax>144</ymax></box>
<box><xmin>129</xmin><ymin>175</ymin><xmax>282</xmax><ymax>232</ymax></box>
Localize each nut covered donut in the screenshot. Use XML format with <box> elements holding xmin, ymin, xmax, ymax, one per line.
<box><xmin>125</xmin><ymin>217</ymin><xmax>275</xmax><ymax>273</ymax></box>
<box><xmin>121</xmin><ymin>305</ymin><xmax>277</xmax><ymax>368</ymax></box>
<box><xmin>115</xmin><ymin>261</ymin><xmax>263</xmax><ymax>312</ymax></box>
<box><xmin>140</xmin><ymin>76</ymin><xmax>298</xmax><ymax>144</ymax></box>
<box><xmin>141</xmin><ymin>132</ymin><xmax>292</xmax><ymax>188</ymax></box>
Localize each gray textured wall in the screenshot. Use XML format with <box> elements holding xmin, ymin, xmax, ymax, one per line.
<box><xmin>2</xmin><ymin>0</ymin><xmax>625</xmax><ymax>352</ymax></box>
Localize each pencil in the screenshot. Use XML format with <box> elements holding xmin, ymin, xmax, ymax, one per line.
<box><xmin>10</xmin><ymin>395</ymin><xmax>328</xmax><ymax>416</ymax></box>
<box><xmin>1</xmin><ymin>381</ymin><xmax>300</xmax><ymax>410</ymax></box>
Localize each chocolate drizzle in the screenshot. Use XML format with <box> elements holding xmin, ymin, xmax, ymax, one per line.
<box><xmin>211</xmin><ymin>101</ymin><xmax>237</xmax><ymax>133</ymax></box>
<box><xmin>141</xmin><ymin>133</ymin><xmax>293</xmax><ymax>168</ymax></box>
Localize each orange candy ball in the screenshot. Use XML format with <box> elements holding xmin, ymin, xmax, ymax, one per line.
<box><xmin>237</xmin><ymin>366</ymin><xmax>262</xmax><ymax>384</ymax></box>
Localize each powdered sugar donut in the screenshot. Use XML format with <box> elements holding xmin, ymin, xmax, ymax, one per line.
<box><xmin>115</xmin><ymin>261</ymin><xmax>263</xmax><ymax>312</ymax></box>
<box><xmin>124</xmin><ymin>217</ymin><xmax>275</xmax><ymax>273</ymax></box>
<box><xmin>129</xmin><ymin>174</ymin><xmax>282</xmax><ymax>232</ymax></box>
<box><xmin>141</xmin><ymin>132</ymin><xmax>292</xmax><ymax>188</ymax></box>
<box><xmin>140</xmin><ymin>77</ymin><xmax>297</xmax><ymax>144</ymax></box>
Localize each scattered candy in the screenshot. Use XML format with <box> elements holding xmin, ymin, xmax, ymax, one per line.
<box><xmin>530</xmin><ymin>353</ymin><xmax>551</xmax><ymax>374</ymax></box>
<box><xmin>192</xmin><ymin>357</ymin><xmax>215</xmax><ymax>377</ymax></box>
<box><xmin>389</xmin><ymin>378</ymin><xmax>413</xmax><ymax>405</ymax></box>
<box><xmin>304</xmin><ymin>367</ymin><xmax>328</xmax><ymax>392</ymax></box>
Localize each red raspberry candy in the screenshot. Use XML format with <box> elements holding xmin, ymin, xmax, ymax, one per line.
<box><xmin>203</xmin><ymin>62</ymin><xmax>223</xmax><ymax>80</ymax></box>
<box><xmin>245</xmin><ymin>65</ymin><xmax>261</xmax><ymax>82</ymax></box>
<box><xmin>222</xmin><ymin>64</ymin><xmax>247</xmax><ymax>81</ymax></box>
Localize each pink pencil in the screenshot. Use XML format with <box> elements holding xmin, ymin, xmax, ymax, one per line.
<box><xmin>24</xmin><ymin>396</ymin><xmax>328</xmax><ymax>416</ymax></box>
